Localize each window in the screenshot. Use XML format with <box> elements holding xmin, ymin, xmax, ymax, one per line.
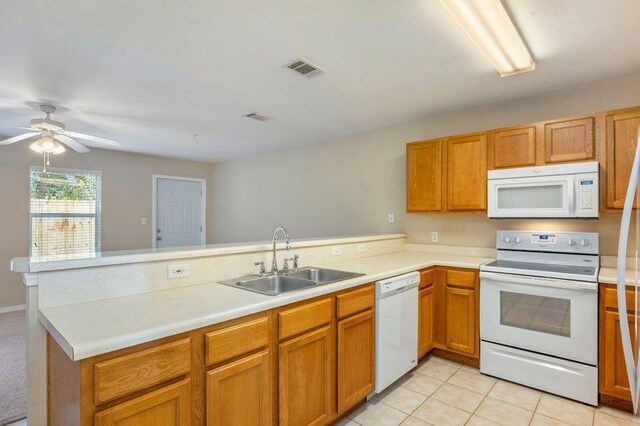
<box><xmin>29</xmin><ymin>167</ymin><xmax>102</xmax><ymax>257</ymax></box>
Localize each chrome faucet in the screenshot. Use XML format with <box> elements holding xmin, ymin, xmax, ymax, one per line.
<box><xmin>271</xmin><ymin>226</ymin><xmax>291</xmax><ymax>273</ymax></box>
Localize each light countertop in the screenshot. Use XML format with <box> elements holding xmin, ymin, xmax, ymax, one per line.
<box><xmin>40</xmin><ymin>250</ymin><xmax>493</xmax><ymax>361</ymax></box>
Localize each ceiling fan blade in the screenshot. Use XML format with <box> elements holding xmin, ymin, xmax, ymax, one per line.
<box><xmin>0</xmin><ymin>125</ymin><xmax>36</xmax><ymax>131</ymax></box>
<box><xmin>0</xmin><ymin>132</ymin><xmax>40</xmax><ymax>145</ymax></box>
<box><xmin>66</xmin><ymin>131</ymin><xmax>120</xmax><ymax>146</ymax></box>
<box><xmin>56</xmin><ymin>134</ymin><xmax>90</xmax><ymax>153</ymax></box>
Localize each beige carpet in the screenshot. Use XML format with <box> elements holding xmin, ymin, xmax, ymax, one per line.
<box><xmin>0</xmin><ymin>310</ymin><xmax>26</xmax><ymax>425</ymax></box>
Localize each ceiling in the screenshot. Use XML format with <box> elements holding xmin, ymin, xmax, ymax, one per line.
<box><xmin>1</xmin><ymin>0</ymin><xmax>640</xmax><ymax>162</ymax></box>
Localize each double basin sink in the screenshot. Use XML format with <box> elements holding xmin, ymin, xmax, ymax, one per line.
<box><xmin>219</xmin><ymin>267</ymin><xmax>365</xmax><ymax>296</ymax></box>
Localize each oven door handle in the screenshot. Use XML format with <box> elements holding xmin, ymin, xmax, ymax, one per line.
<box><xmin>480</xmin><ymin>271</ymin><xmax>597</xmax><ymax>291</ymax></box>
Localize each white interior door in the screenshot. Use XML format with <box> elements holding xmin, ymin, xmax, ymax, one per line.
<box><xmin>155</xmin><ymin>178</ymin><xmax>204</xmax><ymax>248</ymax></box>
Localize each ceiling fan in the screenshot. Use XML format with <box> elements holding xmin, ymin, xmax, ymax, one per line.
<box><xmin>0</xmin><ymin>104</ymin><xmax>121</xmax><ymax>170</ymax></box>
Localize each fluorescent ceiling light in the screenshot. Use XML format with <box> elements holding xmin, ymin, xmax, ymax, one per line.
<box><xmin>439</xmin><ymin>0</ymin><xmax>534</xmax><ymax>77</ymax></box>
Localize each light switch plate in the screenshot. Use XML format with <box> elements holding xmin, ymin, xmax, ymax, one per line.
<box><xmin>168</xmin><ymin>263</ymin><xmax>190</xmax><ymax>279</ymax></box>
<box><xmin>141</xmin><ymin>217</ymin><xmax>147</xmax><ymax>225</ymax></box>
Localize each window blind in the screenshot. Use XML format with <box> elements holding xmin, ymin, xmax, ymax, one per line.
<box><xmin>29</xmin><ymin>167</ymin><xmax>102</xmax><ymax>257</ymax></box>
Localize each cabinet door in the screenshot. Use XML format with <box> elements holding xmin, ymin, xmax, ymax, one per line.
<box><xmin>279</xmin><ymin>326</ymin><xmax>332</xmax><ymax>426</ymax></box>
<box><xmin>337</xmin><ymin>310</ymin><xmax>375</xmax><ymax>413</ymax></box>
<box><xmin>445</xmin><ymin>287</ymin><xmax>476</xmax><ymax>356</ymax></box>
<box><xmin>407</xmin><ymin>140</ymin><xmax>443</xmax><ymax>212</ymax></box>
<box><xmin>446</xmin><ymin>134</ymin><xmax>487</xmax><ymax>211</ymax></box>
<box><xmin>95</xmin><ymin>379</ymin><xmax>191</xmax><ymax>426</ymax></box>
<box><xmin>206</xmin><ymin>350</ymin><xmax>272</xmax><ymax>426</ymax></box>
<box><xmin>491</xmin><ymin>126</ymin><xmax>536</xmax><ymax>169</ymax></box>
<box><xmin>606</xmin><ymin>109</ymin><xmax>640</xmax><ymax>209</ymax></box>
<box><xmin>544</xmin><ymin>117</ymin><xmax>595</xmax><ymax>163</ymax></box>
<box><xmin>418</xmin><ymin>286</ymin><xmax>434</xmax><ymax>357</ymax></box>
<box><xmin>601</xmin><ymin>310</ymin><xmax>635</xmax><ymax>401</ymax></box>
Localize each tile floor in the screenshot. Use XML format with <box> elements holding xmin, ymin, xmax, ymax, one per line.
<box><xmin>339</xmin><ymin>356</ymin><xmax>640</xmax><ymax>426</ymax></box>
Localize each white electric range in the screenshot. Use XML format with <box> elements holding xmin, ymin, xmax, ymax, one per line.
<box><xmin>480</xmin><ymin>230</ymin><xmax>599</xmax><ymax>406</ymax></box>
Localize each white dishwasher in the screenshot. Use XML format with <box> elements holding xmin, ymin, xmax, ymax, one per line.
<box><xmin>375</xmin><ymin>271</ymin><xmax>419</xmax><ymax>393</ymax></box>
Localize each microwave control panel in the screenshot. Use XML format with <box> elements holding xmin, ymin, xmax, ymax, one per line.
<box><xmin>575</xmin><ymin>173</ymin><xmax>599</xmax><ymax>217</ymax></box>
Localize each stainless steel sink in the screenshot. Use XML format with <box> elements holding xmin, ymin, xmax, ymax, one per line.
<box><xmin>235</xmin><ymin>275</ymin><xmax>315</xmax><ymax>296</ymax></box>
<box><xmin>219</xmin><ymin>267</ymin><xmax>364</xmax><ymax>296</ymax></box>
<box><xmin>286</xmin><ymin>267</ymin><xmax>363</xmax><ymax>284</ymax></box>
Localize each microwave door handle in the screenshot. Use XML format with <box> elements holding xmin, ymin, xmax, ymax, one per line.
<box><xmin>567</xmin><ymin>177</ymin><xmax>575</xmax><ymax>215</ymax></box>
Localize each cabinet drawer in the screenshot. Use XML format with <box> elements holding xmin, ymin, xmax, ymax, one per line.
<box><xmin>205</xmin><ymin>316</ymin><xmax>269</xmax><ymax>367</ymax></box>
<box><xmin>603</xmin><ymin>286</ymin><xmax>635</xmax><ymax>312</ymax></box>
<box><xmin>278</xmin><ymin>298</ymin><xmax>332</xmax><ymax>341</ymax></box>
<box><xmin>336</xmin><ymin>286</ymin><xmax>374</xmax><ymax>319</ymax></box>
<box><xmin>420</xmin><ymin>269</ymin><xmax>434</xmax><ymax>290</ymax></box>
<box><xmin>445</xmin><ymin>269</ymin><xmax>477</xmax><ymax>289</ymax></box>
<box><xmin>94</xmin><ymin>338</ymin><xmax>191</xmax><ymax>405</ymax></box>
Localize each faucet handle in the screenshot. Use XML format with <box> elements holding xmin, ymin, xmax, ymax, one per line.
<box><xmin>284</xmin><ymin>255</ymin><xmax>299</xmax><ymax>272</ymax></box>
<box><xmin>254</xmin><ymin>261</ymin><xmax>266</xmax><ymax>276</ymax></box>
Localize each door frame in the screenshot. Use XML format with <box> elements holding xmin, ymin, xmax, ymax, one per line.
<box><xmin>152</xmin><ymin>174</ymin><xmax>207</xmax><ymax>248</ymax></box>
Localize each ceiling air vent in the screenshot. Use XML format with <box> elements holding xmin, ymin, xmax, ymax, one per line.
<box><xmin>284</xmin><ymin>58</ymin><xmax>326</xmax><ymax>79</ymax></box>
<box><xmin>244</xmin><ymin>113</ymin><xmax>273</xmax><ymax>122</ymax></box>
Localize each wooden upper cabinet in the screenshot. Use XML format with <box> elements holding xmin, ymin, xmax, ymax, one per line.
<box><xmin>446</xmin><ymin>133</ymin><xmax>487</xmax><ymax>211</ymax></box>
<box><xmin>407</xmin><ymin>140</ymin><xmax>443</xmax><ymax>212</ymax></box>
<box><xmin>544</xmin><ymin>117</ymin><xmax>595</xmax><ymax>163</ymax></box>
<box><xmin>606</xmin><ymin>109</ymin><xmax>640</xmax><ymax>209</ymax></box>
<box><xmin>490</xmin><ymin>126</ymin><xmax>536</xmax><ymax>169</ymax></box>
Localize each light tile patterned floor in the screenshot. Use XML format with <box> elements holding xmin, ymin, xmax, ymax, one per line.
<box><xmin>338</xmin><ymin>356</ymin><xmax>640</xmax><ymax>426</ymax></box>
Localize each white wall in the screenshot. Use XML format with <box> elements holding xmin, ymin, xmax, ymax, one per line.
<box><xmin>210</xmin><ymin>72</ymin><xmax>640</xmax><ymax>254</ymax></box>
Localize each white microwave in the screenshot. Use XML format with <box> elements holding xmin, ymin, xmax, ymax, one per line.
<box><xmin>487</xmin><ymin>162</ymin><xmax>599</xmax><ymax>218</ymax></box>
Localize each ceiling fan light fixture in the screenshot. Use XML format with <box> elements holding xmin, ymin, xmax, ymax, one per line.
<box><xmin>30</xmin><ymin>138</ymin><xmax>65</xmax><ymax>155</ymax></box>
<box><xmin>438</xmin><ymin>0</ymin><xmax>534</xmax><ymax>77</ymax></box>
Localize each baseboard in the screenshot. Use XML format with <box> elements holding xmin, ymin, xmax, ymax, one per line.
<box><xmin>0</xmin><ymin>304</ymin><xmax>26</xmax><ymax>314</ymax></box>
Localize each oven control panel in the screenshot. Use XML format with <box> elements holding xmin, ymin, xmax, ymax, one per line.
<box><xmin>497</xmin><ymin>231</ymin><xmax>599</xmax><ymax>254</ymax></box>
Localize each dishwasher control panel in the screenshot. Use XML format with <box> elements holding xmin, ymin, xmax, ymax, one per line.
<box><xmin>376</xmin><ymin>271</ymin><xmax>420</xmax><ymax>296</ymax></box>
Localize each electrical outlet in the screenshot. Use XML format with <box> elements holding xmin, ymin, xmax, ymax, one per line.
<box><xmin>141</xmin><ymin>217</ymin><xmax>147</xmax><ymax>225</ymax></box>
<box><xmin>331</xmin><ymin>247</ymin><xmax>342</xmax><ymax>256</ymax></box>
<box><xmin>431</xmin><ymin>231</ymin><xmax>439</xmax><ymax>243</ymax></box>
<box><xmin>358</xmin><ymin>243</ymin><xmax>366</xmax><ymax>253</ymax></box>
<box><xmin>387</xmin><ymin>212</ymin><xmax>395</xmax><ymax>224</ymax></box>
<box><xmin>168</xmin><ymin>263</ymin><xmax>190</xmax><ymax>279</ymax></box>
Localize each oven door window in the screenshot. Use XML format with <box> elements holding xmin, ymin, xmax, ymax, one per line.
<box><xmin>500</xmin><ymin>291</ymin><xmax>571</xmax><ymax>337</ymax></box>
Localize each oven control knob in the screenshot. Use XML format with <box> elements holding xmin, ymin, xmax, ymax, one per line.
<box><xmin>567</xmin><ymin>238</ymin><xmax>576</xmax><ymax>246</ymax></box>
<box><xmin>580</xmin><ymin>239</ymin><xmax>590</xmax><ymax>247</ymax></box>
<box><xmin>503</xmin><ymin>236</ymin><xmax>512</xmax><ymax>243</ymax></box>
<box><xmin>514</xmin><ymin>237</ymin><xmax>522</xmax><ymax>244</ymax></box>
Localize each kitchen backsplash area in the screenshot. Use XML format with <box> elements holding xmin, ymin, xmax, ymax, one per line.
<box><xmin>405</xmin><ymin>211</ymin><xmax>628</xmax><ymax>256</ymax></box>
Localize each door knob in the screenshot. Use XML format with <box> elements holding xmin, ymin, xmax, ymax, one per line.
<box><xmin>156</xmin><ymin>236</ymin><xmax>162</xmax><ymax>241</ymax></box>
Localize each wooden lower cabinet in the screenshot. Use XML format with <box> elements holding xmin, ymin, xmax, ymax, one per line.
<box><xmin>337</xmin><ymin>310</ymin><xmax>375</xmax><ymax>413</ymax></box>
<box><xmin>95</xmin><ymin>379</ymin><xmax>191</xmax><ymax>426</ymax></box>
<box><xmin>279</xmin><ymin>326</ymin><xmax>333</xmax><ymax>426</ymax></box>
<box><xmin>418</xmin><ymin>285</ymin><xmax>434</xmax><ymax>357</ymax></box>
<box><xmin>429</xmin><ymin>267</ymin><xmax>479</xmax><ymax>363</ymax></box>
<box><xmin>600</xmin><ymin>284</ymin><xmax>636</xmax><ymax>409</ymax></box>
<box><xmin>206</xmin><ymin>350</ymin><xmax>272</xmax><ymax>426</ymax></box>
<box><xmin>445</xmin><ymin>287</ymin><xmax>476</xmax><ymax>356</ymax></box>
